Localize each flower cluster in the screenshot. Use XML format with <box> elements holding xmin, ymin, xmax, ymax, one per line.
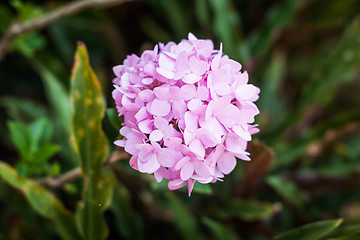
<box><xmin>112</xmin><ymin>33</ymin><xmax>260</xmax><ymax>195</ymax></box>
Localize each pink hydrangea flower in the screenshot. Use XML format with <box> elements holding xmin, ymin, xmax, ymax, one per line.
<box><xmin>113</xmin><ymin>33</ymin><xmax>260</xmax><ymax>195</ymax></box>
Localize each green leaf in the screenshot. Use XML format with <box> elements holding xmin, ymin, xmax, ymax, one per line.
<box><xmin>30</xmin><ymin>59</ymin><xmax>78</xmax><ymax>166</ymax></box>
<box><xmin>106</xmin><ymin>108</ymin><xmax>123</xmax><ymax>130</ymax></box>
<box><xmin>0</xmin><ymin>161</ymin><xmax>79</xmax><ymax>240</ymax></box>
<box><xmin>208</xmin><ymin>0</ymin><xmax>242</xmax><ymax>56</ymax></box>
<box><xmin>319</xmin><ymin>224</ymin><xmax>360</xmax><ymax>240</ymax></box>
<box><xmin>258</xmin><ymin>52</ymin><xmax>287</xmax><ymax>131</ymax></box>
<box><xmin>248</xmin><ymin>0</ymin><xmax>305</xmax><ymax>57</ymax></box>
<box><xmin>202</xmin><ymin>217</ymin><xmax>238</xmax><ymax>240</ymax></box>
<box><xmin>10</xmin><ymin>32</ymin><xmax>46</xmax><ymax>57</ymax></box>
<box><xmin>70</xmin><ymin>42</ymin><xmax>112</xmax><ymax>240</ymax></box>
<box><xmin>28</xmin><ymin>118</ymin><xmax>53</xmax><ymax>150</ymax></box>
<box><xmin>328</xmin><ymin>231</ymin><xmax>360</xmax><ymax>240</ymax></box>
<box><xmin>110</xmin><ymin>179</ymin><xmax>143</xmax><ymax>239</ymax></box>
<box><xmin>219</xmin><ymin>199</ymin><xmax>277</xmax><ymax>221</ymax></box>
<box><xmin>266</xmin><ymin>175</ymin><xmax>308</xmax><ymax>208</ymax></box>
<box><xmin>302</xmin><ymin>16</ymin><xmax>360</xmax><ymax>107</ymax></box>
<box><xmin>0</xmin><ymin>96</ymin><xmax>47</xmax><ymax>121</ymax></box>
<box><xmin>11</xmin><ymin>0</ymin><xmax>43</xmax><ymax>22</ymax></box>
<box><xmin>193</xmin><ymin>181</ymin><xmax>212</xmax><ymax>195</ymax></box>
<box><xmin>273</xmin><ymin>219</ymin><xmax>343</xmax><ymax>240</ymax></box>
<box><xmin>31</xmin><ymin>143</ymin><xmax>60</xmax><ymax>164</ymax></box>
<box><xmin>8</xmin><ymin>121</ymin><xmax>31</xmax><ymax>161</ymax></box>
<box><xmin>158</xmin><ymin>0</ymin><xmax>189</xmax><ymax>37</ymax></box>
<box><xmin>0</xmin><ymin>4</ymin><xmax>12</xmax><ymax>33</ymax></box>
<box><xmin>167</xmin><ymin>192</ymin><xmax>204</xmax><ymax>240</ymax></box>
<box><xmin>31</xmin><ymin>61</ymin><xmax>71</xmax><ymax>134</ymax></box>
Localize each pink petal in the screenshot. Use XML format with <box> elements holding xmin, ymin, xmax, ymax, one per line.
<box><xmin>217</xmin><ymin>104</ymin><xmax>242</xmax><ymax>128</ymax></box>
<box><xmin>197</xmin><ymin>86</ymin><xmax>209</xmax><ymax>100</ymax></box>
<box><xmin>163</xmin><ymin>51</ymin><xmax>177</xmax><ymax>59</ymax></box>
<box><xmin>154</xmin><ymin>117</ymin><xmax>169</xmax><ymax>131</ymax></box>
<box><xmin>169</xmin><ymin>86</ymin><xmax>182</xmax><ymax>100</ymax></box>
<box><xmin>233</xmin><ymin>125</ymin><xmax>251</xmax><ymax>141</ymax></box>
<box><xmin>175</xmin><ymin>156</ymin><xmax>191</xmax><ymax>170</ymax></box>
<box><xmin>149</xmin><ymin>99</ymin><xmax>171</xmax><ymax>117</ymax></box>
<box><xmin>175</xmin><ymin>51</ymin><xmax>188</xmax><ymax>72</ymax></box>
<box><xmin>235</xmin><ymin>152</ymin><xmax>251</xmax><ymax>161</ymax></box>
<box><xmin>156</xmin><ymin>67</ymin><xmax>175</xmax><ymax>79</ymax></box>
<box><xmin>211</xmin><ymin>54</ymin><xmax>221</xmax><ymax>71</ymax></box>
<box><xmin>189</xmin><ymin>138</ymin><xmax>205</xmax><ymax>158</ymax></box>
<box><xmin>189</xmin><ymin>56</ymin><xmax>208</xmax><ymax>75</ymax></box>
<box><xmin>225</xmin><ymin>59</ymin><xmax>242</xmax><ymax>72</ymax></box>
<box><xmin>138</xmin><ymin>153</ymin><xmax>160</xmax><ymax>173</ymax></box>
<box><xmin>135</xmin><ymin>107</ymin><xmax>150</xmax><ymax>122</ymax></box>
<box><xmin>172</xmin><ymin>100</ymin><xmax>187</xmax><ymax>119</ymax></box>
<box><xmin>249</xmin><ymin>125</ymin><xmax>260</xmax><ymax>135</ymax></box>
<box><xmin>113</xmin><ymin>65</ymin><xmax>123</xmax><ymax>77</ymax></box>
<box><xmin>187</xmin><ymin>99</ymin><xmax>203</xmax><ymax>112</ymax></box>
<box><xmin>138</xmin><ymin>89</ymin><xmax>155</xmax><ymax>102</ymax></box>
<box><xmin>158</xmin><ymin>53</ymin><xmax>175</xmax><ymax>70</ymax></box>
<box><xmin>205</xmin><ymin>100</ymin><xmax>214</xmax><ymax>121</ymax></box>
<box><xmin>157</xmin><ymin>166</ymin><xmax>171</xmax><ymax>180</ymax></box>
<box><xmin>143</xmin><ymin>62</ymin><xmax>155</xmax><ymax>75</ymax></box>
<box><xmin>154</xmin><ymin>85</ymin><xmax>171</xmax><ymax>100</ymax></box>
<box><xmin>193</xmin><ymin>160</ymin><xmax>211</xmax><ymax>177</ymax></box>
<box><xmin>142</xmin><ymin>77</ymin><xmax>154</xmax><ymax>85</ymax></box>
<box><xmin>184</xmin><ymin>111</ymin><xmax>199</xmax><ymax>130</ymax></box>
<box><xmin>181</xmin><ymin>84</ymin><xmax>196</xmax><ymax>100</ymax></box>
<box><xmin>225</xmin><ymin>133</ymin><xmax>247</xmax><ymax>152</ymax></box>
<box><xmin>213</xmin><ymin>95</ymin><xmax>232</xmax><ymax>112</ymax></box>
<box><xmin>238</xmin><ymin>71</ymin><xmax>249</xmax><ymax>84</ymax></box>
<box><xmin>114</xmin><ymin>140</ymin><xmax>125</xmax><ymax>147</ymax></box>
<box><xmin>176</xmin><ymin>41</ymin><xmax>193</xmax><ymax>54</ymax></box>
<box><xmin>206</xmin><ymin>145</ymin><xmax>225</xmax><ymax>168</ymax></box>
<box><xmin>121</xmin><ymin>95</ymin><xmax>138</xmax><ymax>111</ymax></box>
<box><xmin>157</xmin><ymin>148</ymin><xmax>176</xmax><ymax>168</ymax></box>
<box><xmin>197</xmin><ymin>128</ymin><xmax>219</xmax><ymax>148</ymax></box>
<box><xmin>217</xmin><ymin>152</ymin><xmax>236</xmax><ymax>174</ymax></box>
<box><xmin>180</xmin><ymin>162</ymin><xmax>194</xmax><ymax>180</ymax></box>
<box><xmin>154</xmin><ymin>170</ymin><xmax>163</xmax><ymax>182</ymax></box>
<box><xmin>120</xmin><ymin>72</ymin><xmax>130</xmax><ymax>88</ymax></box>
<box><xmin>200</xmin><ymin>117</ymin><xmax>226</xmax><ymax>141</ymax></box>
<box><xmin>214</xmin><ymin>83</ymin><xmax>232</xmax><ymax>96</ymax></box>
<box><xmin>182</xmin><ymin>73</ymin><xmax>202</xmax><ymax>84</ymax></box>
<box><xmin>129</xmin><ymin>155</ymin><xmax>138</xmax><ymax>170</ymax></box>
<box><xmin>168</xmin><ymin>179</ymin><xmax>186</xmax><ymax>190</ymax></box>
<box><xmin>164</xmin><ymin>137</ymin><xmax>182</xmax><ymax>147</ymax></box>
<box><xmin>124</xmin><ymin>133</ymin><xmax>143</xmax><ymax>155</ymax></box>
<box><xmin>235</xmin><ymin>84</ymin><xmax>259</xmax><ymax>101</ymax></box>
<box><xmin>188</xmin><ymin>32</ymin><xmax>197</xmax><ymax>40</ymax></box>
<box><xmin>188</xmin><ymin>179</ymin><xmax>195</xmax><ymax>196</ymax></box>
<box><xmin>119</xmin><ymin>126</ymin><xmax>131</xmax><ymax>137</ymax></box>
<box><xmin>136</xmin><ymin>143</ymin><xmax>153</xmax><ymax>151</ymax></box>
<box><xmin>149</xmin><ymin>130</ymin><xmax>164</xmax><ymax>142</ymax></box>
<box><xmin>184</xmin><ymin>129</ymin><xmax>196</xmax><ymax>146</ymax></box>
<box><xmin>138</xmin><ymin>119</ymin><xmax>153</xmax><ymax>134</ymax></box>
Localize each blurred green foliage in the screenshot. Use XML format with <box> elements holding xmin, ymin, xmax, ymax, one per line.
<box><xmin>1</xmin><ymin>0</ymin><xmax>360</xmax><ymax>239</ymax></box>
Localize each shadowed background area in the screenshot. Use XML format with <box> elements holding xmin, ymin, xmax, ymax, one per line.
<box><xmin>1</xmin><ymin>0</ymin><xmax>360</xmax><ymax>239</ymax></box>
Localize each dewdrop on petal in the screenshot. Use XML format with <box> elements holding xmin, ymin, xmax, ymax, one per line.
<box><xmin>112</xmin><ymin>33</ymin><xmax>260</xmax><ymax>195</ymax></box>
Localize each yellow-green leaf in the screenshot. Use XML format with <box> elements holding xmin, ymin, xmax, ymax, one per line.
<box><xmin>273</xmin><ymin>219</ymin><xmax>343</xmax><ymax>240</ymax></box>
<box><xmin>219</xmin><ymin>199</ymin><xmax>277</xmax><ymax>222</ymax></box>
<box><xmin>0</xmin><ymin>161</ymin><xmax>79</xmax><ymax>240</ymax></box>
<box><xmin>70</xmin><ymin>42</ymin><xmax>112</xmax><ymax>240</ymax></box>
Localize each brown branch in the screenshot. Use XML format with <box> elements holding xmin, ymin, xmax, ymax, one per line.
<box><xmin>38</xmin><ymin>167</ymin><xmax>82</xmax><ymax>189</ymax></box>
<box><xmin>0</xmin><ymin>0</ymin><xmax>131</xmax><ymax>60</ymax></box>
<box><xmin>289</xmin><ymin>173</ymin><xmax>360</xmax><ymax>192</ymax></box>
<box><xmin>306</xmin><ymin>121</ymin><xmax>360</xmax><ymax>158</ymax></box>
<box><xmin>39</xmin><ymin>149</ymin><xmax>130</xmax><ymax>189</ymax></box>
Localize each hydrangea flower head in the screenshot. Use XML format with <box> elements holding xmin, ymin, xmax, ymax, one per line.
<box><xmin>112</xmin><ymin>33</ymin><xmax>260</xmax><ymax>195</ymax></box>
